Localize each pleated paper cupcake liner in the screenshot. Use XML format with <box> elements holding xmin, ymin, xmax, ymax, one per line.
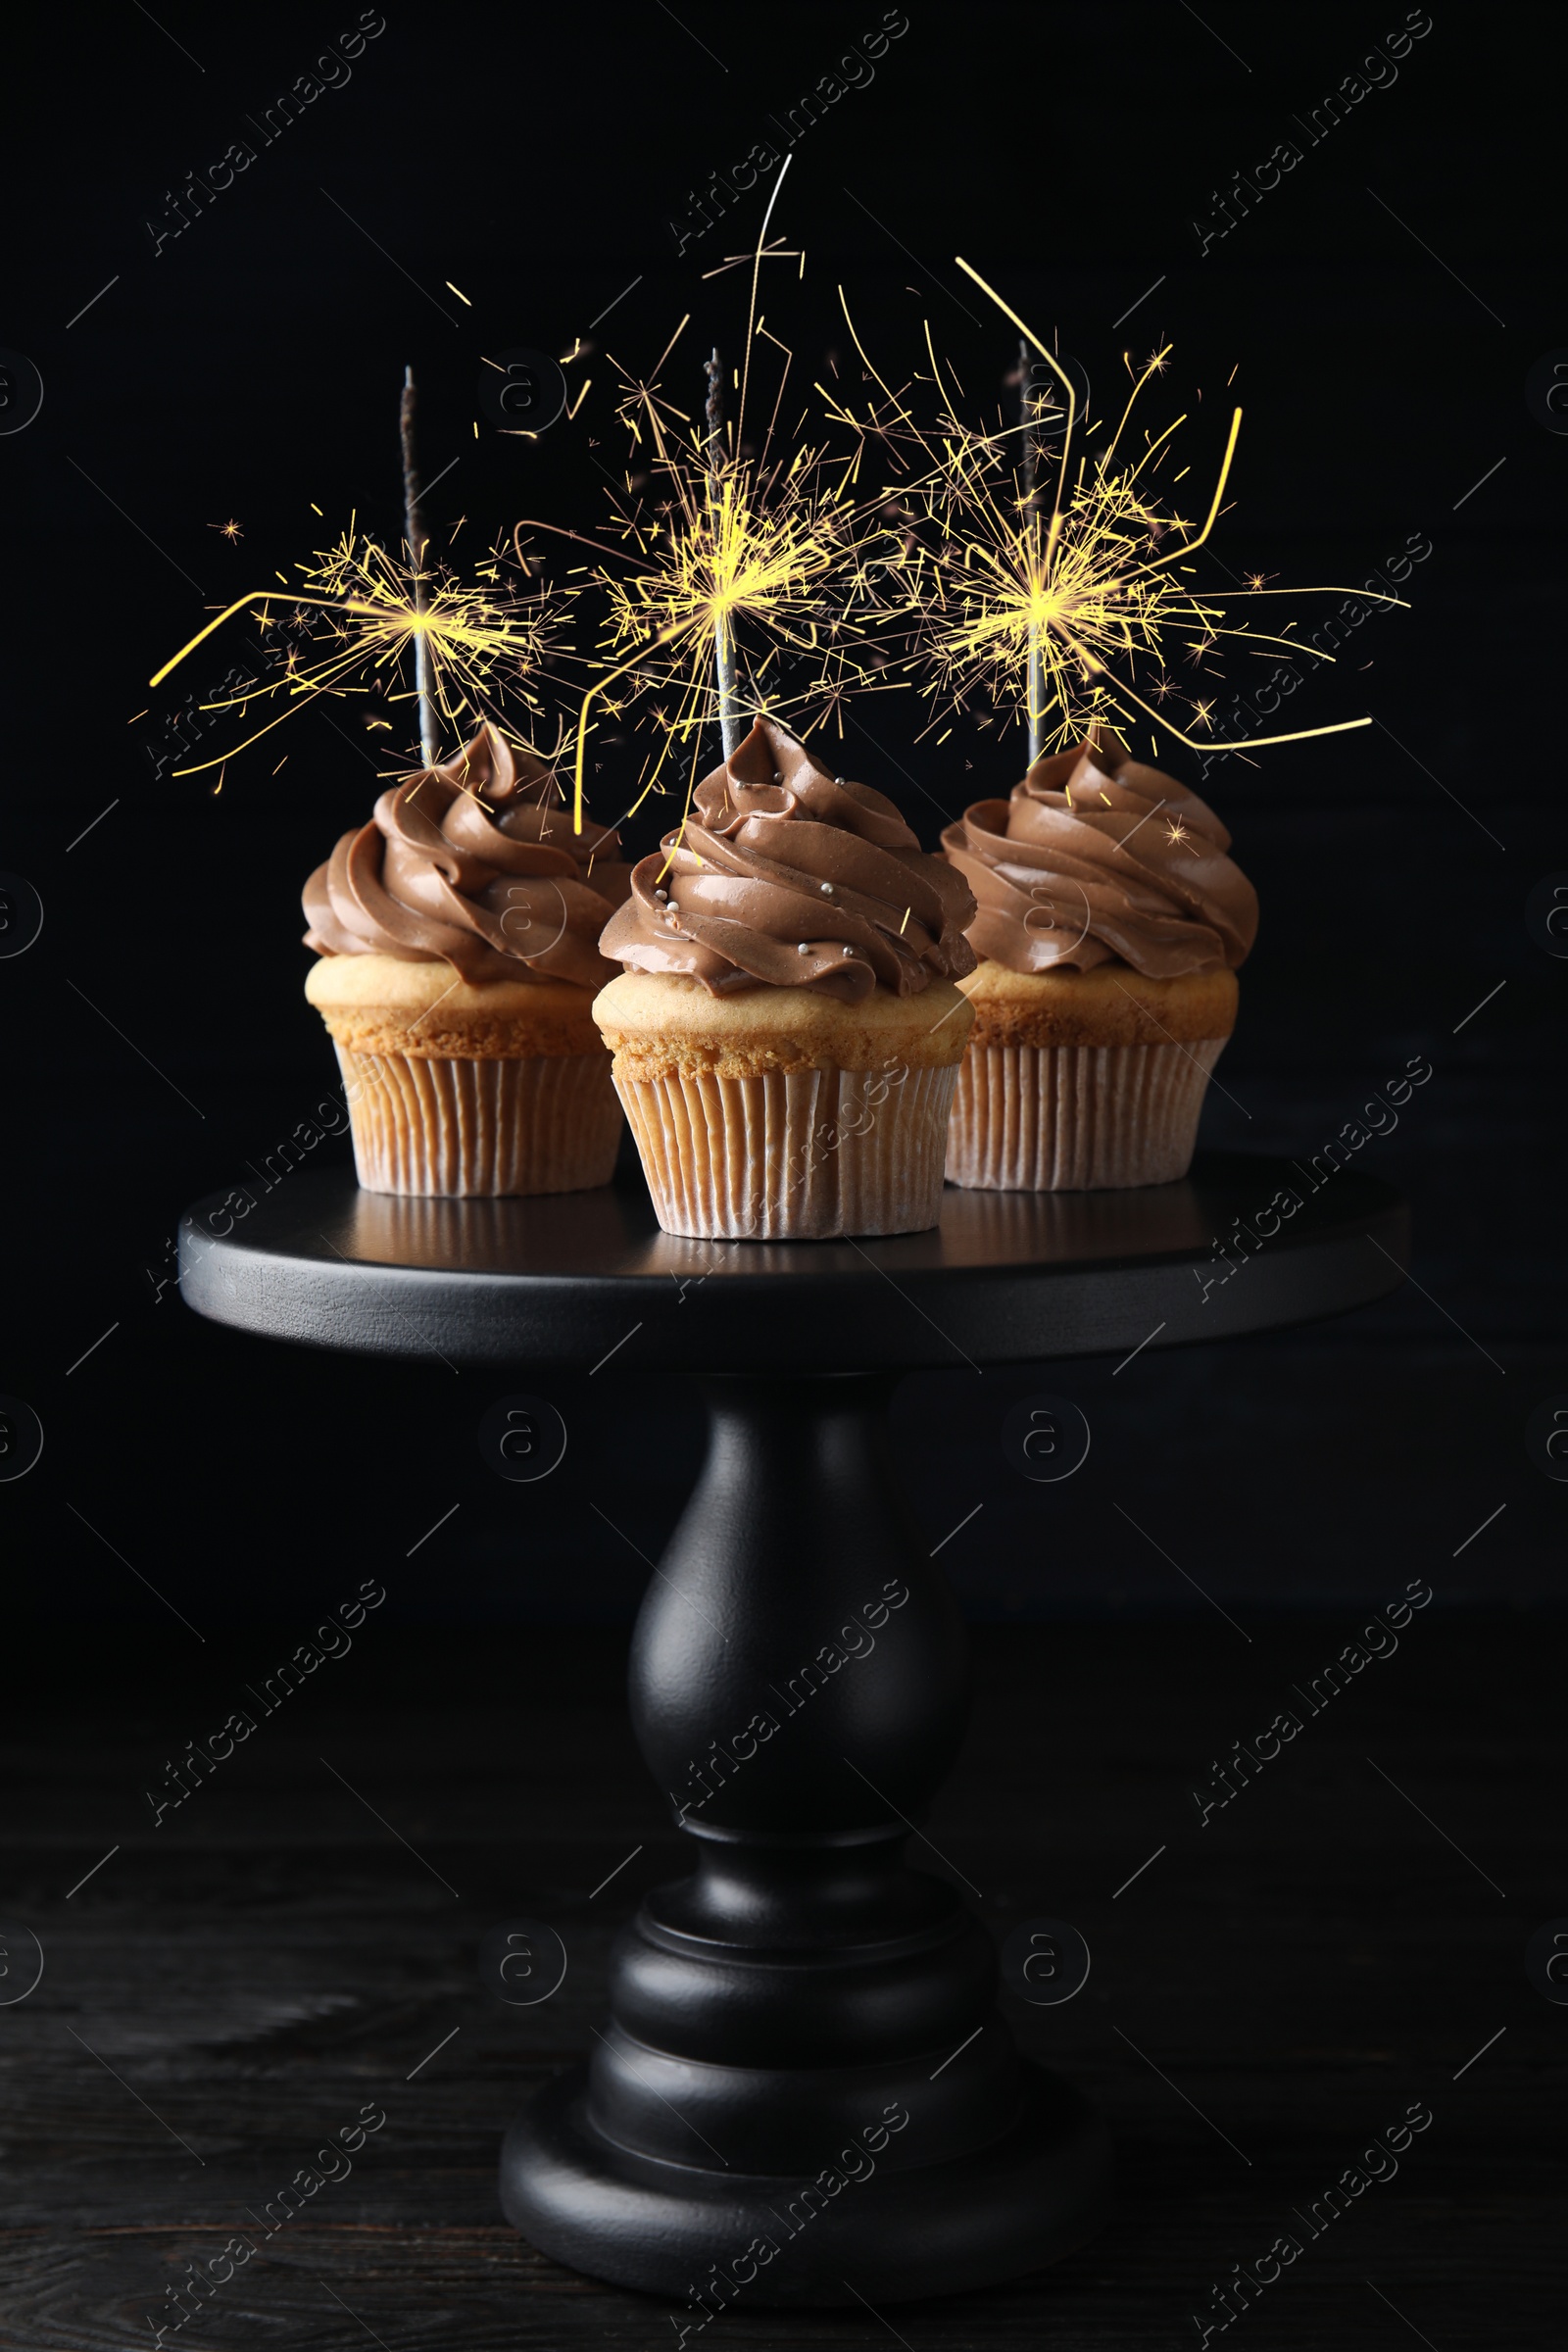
<box><xmin>946</xmin><ymin>1039</ymin><xmax>1227</xmax><ymax>1193</ymax></box>
<box><xmin>612</xmin><ymin>1061</ymin><xmax>959</xmax><ymax>1239</ymax></box>
<box><xmin>334</xmin><ymin>1046</ymin><xmax>623</xmax><ymax>1197</ymax></box>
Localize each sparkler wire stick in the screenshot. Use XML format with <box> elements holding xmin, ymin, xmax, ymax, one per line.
<box><xmin>705</xmin><ymin>347</ymin><xmax>742</xmax><ymax>756</ymax></box>
<box><xmin>1019</xmin><ymin>337</ymin><xmax>1045</xmax><ymax>766</ymax></box>
<box><xmin>400</xmin><ymin>366</ymin><xmax>438</xmax><ymax>768</ymax></box>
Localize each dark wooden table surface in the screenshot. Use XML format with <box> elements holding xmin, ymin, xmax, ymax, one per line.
<box><xmin>3</xmin><ymin>1619</ymin><xmax>1560</xmax><ymax>2349</ymax></box>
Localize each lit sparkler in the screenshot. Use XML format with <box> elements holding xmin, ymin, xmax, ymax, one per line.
<box><xmin>148</xmin><ymin>522</ymin><xmax>570</xmax><ymax>779</ymax></box>
<box><xmin>399</xmin><ymin>364</ymin><xmax>438</xmax><ymax>768</ymax></box>
<box><xmin>827</xmin><ymin>259</ymin><xmax>1406</xmax><ymax>761</ymax></box>
<box><xmin>537</xmin><ymin>158</ymin><xmax>909</xmax><ymax>832</ymax></box>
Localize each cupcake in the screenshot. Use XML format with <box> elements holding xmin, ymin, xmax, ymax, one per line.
<box><xmin>593</xmin><ymin>717</ymin><xmax>977</xmax><ymax>1239</ymax></box>
<box><xmin>303</xmin><ymin>721</ymin><xmax>631</xmax><ymax>1197</ymax></box>
<box><xmin>941</xmin><ymin>730</ymin><xmax>1257</xmax><ymax>1191</ymax></box>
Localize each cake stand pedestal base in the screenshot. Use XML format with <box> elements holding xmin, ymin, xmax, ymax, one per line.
<box><xmin>496</xmin><ymin>1373</ymin><xmax>1110</xmax><ymax>2308</ymax></box>
<box><xmin>501</xmin><ymin>2057</ymin><xmax>1110</xmax><ymax>2308</ymax></box>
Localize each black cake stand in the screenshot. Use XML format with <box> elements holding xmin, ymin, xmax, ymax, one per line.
<box><xmin>179</xmin><ymin>1153</ymin><xmax>1407</xmax><ymax>2307</ymax></box>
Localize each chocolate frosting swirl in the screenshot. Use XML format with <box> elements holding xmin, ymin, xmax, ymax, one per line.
<box><xmin>598</xmin><ymin>716</ymin><xmax>977</xmax><ymax>1003</ymax></box>
<box><xmin>303</xmin><ymin>722</ymin><xmax>631</xmax><ymax>985</ymax></box>
<box><xmin>941</xmin><ymin>734</ymin><xmax>1257</xmax><ymax>976</ymax></box>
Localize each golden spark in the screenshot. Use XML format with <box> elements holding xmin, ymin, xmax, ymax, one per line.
<box><xmin>210</xmin><ymin>518</ymin><xmax>244</xmax><ymax>543</ymax></box>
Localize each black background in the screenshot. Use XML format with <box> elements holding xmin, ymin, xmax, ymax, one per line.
<box><xmin>4</xmin><ymin>0</ymin><xmax>1562</xmax><ymax>1631</ymax></box>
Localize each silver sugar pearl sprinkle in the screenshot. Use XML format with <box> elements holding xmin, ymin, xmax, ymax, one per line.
<box><xmin>798</xmin><ymin>942</ymin><xmax>812</xmax><ymax>955</ymax></box>
<box><xmin>841</xmin><ymin>944</ymin><xmax>855</xmax><ymax>956</ymax></box>
<box><xmin>834</xmin><ymin>776</ymin><xmax>846</xmax><ymax>785</ymax></box>
<box><xmin>819</xmin><ymin>881</ymin><xmax>833</xmax><ymax>895</ymax></box>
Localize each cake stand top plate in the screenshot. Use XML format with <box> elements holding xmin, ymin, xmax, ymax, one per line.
<box><xmin>178</xmin><ymin>1155</ymin><xmax>1407</xmax><ymax>1373</ymax></box>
